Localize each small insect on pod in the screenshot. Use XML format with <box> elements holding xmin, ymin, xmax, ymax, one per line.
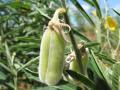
<box><xmin>38</xmin><ymin>8</ymin><xmax>70</xmax><ymax>86</ymax></box>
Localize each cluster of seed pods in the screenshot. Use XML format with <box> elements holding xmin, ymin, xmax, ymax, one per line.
<box><xmin>38</xmin><ymin>8</ymin><xmax>88</xmax><ymax>86</ymax></box>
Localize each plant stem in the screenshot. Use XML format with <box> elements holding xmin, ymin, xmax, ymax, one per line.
<box><xmin>96</xmin><ymin>19</ymin><xmax>101</xmax><ymax>43</ymax></box>
<box><xmin>61</xmin><ymin>0</ymin><xmax>84</xmax><ymax>74</ymax></box>
<box><xmin>14</xmin><ymin>74</ymin><xmax>18</xmax><ymax>90</ymax></box>
<box><xmin>5</xmin><ymin>42</ymin><xmax>18</xmax><ymax>89</ymax></box>
<box><xmin>113</xmin><ymin>29</ymin><xmax>120</xmax><ymax>59</ymax></box>
<box><xmin>107</xmin><ymin>30</ymin><xmax>111</xmax><ymax>47</ymax></box>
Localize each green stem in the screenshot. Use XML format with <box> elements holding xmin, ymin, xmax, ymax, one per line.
<box><xmin>61</xmin><ymin>0</ymin><xmax>84</xmax><ymax>74</ymax></box>
<box><xmin>113</xmin><ymin>29</ymin><xmax>120</xmax><ymax>58</ymax></box>
<box><xmin>106</xmin><ymin>29</ymin><xmax>113</xmax><ymax>53</ymax></box>
<box><xmin>96</xmin><ymin>19</ymin><xmax>101</xmax><ymax>43</ymax></box>
<box><xmin>14</xmin><ymin>74</ymin><xmax>18</xmax><ymax>90</ymax></box>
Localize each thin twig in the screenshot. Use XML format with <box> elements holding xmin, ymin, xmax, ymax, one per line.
<box><xmin>61</xmin><ymin>0</ymin><xmax>84</xmax><ymax>74</ymax></box>
<box><xmin>106</xmin><ymin>29</ymin><xmax>113</xmax><ymax>53</ymax></box>
<box><xmin>14</xmin><ymin>74</ymin><xmax>18</xmax><ymax>90</ymax></box>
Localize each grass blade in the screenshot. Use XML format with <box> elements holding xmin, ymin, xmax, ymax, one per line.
<box><xmin>89</xmin><ymin>50</ymin><xmax>106</xmax><ymax>80</ymax></box>
<box><xmin>95</xmin><ymin>53</ymin><xmax>117</xmax><ymax>64</ymax></box>
<box><xmin>85</xmin><ymin>42</ymin><xmax>100</xmax><ymax>48</ymax></box>
<box><xmin>92</xmin><ymin>0</ymin><xmax>102</xmax><ymax>19</ymax></box>
<box><xmin>84</xmin><ymin>0</ymin><xmax>94</xmax><ymax>7</ymax></box>
<box><xmin>113</xmin><ymin>9</ymin><xmax>120</xmax><ymax>16</ymax></box>
<box><xmin>66</xmin><ymin>70</ymin><xmax>95</xmax><ymax>88</ymax></box>
<box><xmin>18</xmin><ymin>56</ymin><xmax>39</xmax><ymax>72</ymax></box>
<box><xmin>72</xmin><ymin>29</ymin><xmax>91</xmax><ymax>42</ymax></box>
<box><xmin>70</xmin><ymin>0</ymin><xmax>95</xmax><ymax>26</ymax></box>
<box><xmin>56</xmin><ymin>80</ymin><xmax>77</xmax><ymax>90</ymax></box>
<box><xmin>112</xmin><ymin>62</ymin><xmax>120</xmax><ymax>90</ymax></box>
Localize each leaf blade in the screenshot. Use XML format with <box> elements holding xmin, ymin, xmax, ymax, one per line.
<box><xmin>66</xmin><ymin>70</ymin><xmax>95</xmax><ymax>88</ymax></box>
<box><xmin>70</xmin><ymin>0</ymin><xmax>95</xmax><ymax>26</ymax></box>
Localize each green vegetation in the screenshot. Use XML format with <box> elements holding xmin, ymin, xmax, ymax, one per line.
<box><xmin>0</xmin><ymin>0</ymin><xmax>120</xmax><ymax>90</ymax></box>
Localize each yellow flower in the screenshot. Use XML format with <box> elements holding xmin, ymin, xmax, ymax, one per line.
<box><xmin>104</xmin><ymin>16</ymin><xmax>117</xmax><ymax>31</ymax></box>
<box><xmin>92</xmin><ymin>10</ymin><xmax>97</xmax><ymax>16</ymax></box>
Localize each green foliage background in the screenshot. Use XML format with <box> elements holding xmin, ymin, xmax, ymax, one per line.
<box><xmin>0</xmin><ymin>0</ymin><xmax>120</xmax><ymax>90</ymax></box>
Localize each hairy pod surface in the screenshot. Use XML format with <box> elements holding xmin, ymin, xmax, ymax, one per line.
<box><xmin>39</xmin><ymin>28</ymin><xmax>65</xmax><ymax>85</ymax></box>
<box><xmin>45</xmin><ymin>28</ymin><xmax>65</xmax><ymax>85</ymax></box>
<box><xmin>38</xmin><ymin>8</ymin><xmax>70</xmax><ymax>86</ymax></box>
<box><xmin>39</xmin><ymin>29</ymin><xmax>51</xmax><ymax>83</ymax></box>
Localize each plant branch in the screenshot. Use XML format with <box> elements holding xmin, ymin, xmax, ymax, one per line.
<box><xmin>61</xmin><ymin>0</ymin><xmax>84</xmax><ymax>74</ymax></box>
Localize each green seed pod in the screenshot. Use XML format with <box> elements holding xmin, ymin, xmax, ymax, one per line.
<box><xmin>78</xmin><ymin>43</ymin><xmax>88</xmax><ymax>74</ymax></box>
<box><xmin>69</xmin><ymin>58</ymin><xmax>80</xmax><ymax>73</ymax></box>
<box><xmin>67</xmin><ymin>43</ymin><xmax>88</xmax><ymax>75</ymax></box>
<box><xmin>45</xmin><ymin>29</ymin><xmax>65</xmax><ymax>85</ymax></box>
<box><xmin>39</xmin><ymin>29</ymin><xmax>51</xmax><ymax>83</ymax></box>
<box><xmin>38</xmin><ymin>8</ymin><xmax>69</xmax><ymax>85</ymax></box>
<box><xmin>66</xmin><ymin>44</ymin><xmax>88</xmax><ymax>89</ymax></box>
<box><xmin>66</xmin><ymin>52</ymin><xmax>80</xmax><ymax>81</ymax></box>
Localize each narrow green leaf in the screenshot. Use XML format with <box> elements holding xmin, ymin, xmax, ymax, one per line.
<box><xmin>95</xmin><ymin>53</ymin><xmax>117</xmax><ymax>64</ymax></box>
<box><xmin>10</xmin><ymin>43</ymin><xmax>39</xmax><ymax>50</ymax></box>
<box><xmin>15</xmin><ymin>37</ymin><xmax>40</xmax><ymax>42</ymax></box>
<box><xmin>92</xmin><ymin>0</ymin><xmax>102</xmax><ymax>19</ymax></box>
<box><xmin>0</xmin><ymin>71</ymin><xmax>7</xmax><ymax>80</ymax></box>
<box><xmin>33</xmin><ymin>82</ymin><xmax>76</xmax><ymax>90</ymax></box>
<box><xmin>6</xmin><ymin>82</ymin><xmax>14</xmax><ymax>89</ymax></box>
<box><xmin>70</xmin><ymin>0</ymin><xmax>95</xmax><ymax>26</ymax></box>
<box><xmin>56</xmin><ymin>80</ymin><xmax>77</xmax><ymax>90</ymax></box>
<box><xmin>5</xmin><ymin>42</ymin><xmax>17</xmax><ymax>75</ymax></box>
<box><xmin>24</xmin><ymin>70</ymin><xmax>40</xmax><ymax>82</ymax></box>
<box><xmin>113</xmin><ymin>9</ymin><xmax>120</xmax><ymax>16</ymax></box>
<box><xmin>89</xmin><ymin>50</ymin><xmax>106</xmax><ymax>80</ymax></box>
<box><xmin>0</xmin><ymin>62</ymin><xmax>12</xmax><ymax>74</ymax></box>
<box><xmin>112</xmin><ymin>62</ymin><xmax>120</xmax><ymax>90</ymax></box>
<box><xmin>7</xmin><ymin>1</ymin><xmax>31</xmax><ymax>10</ymax></box>
<box><xmin>18</xmin><ymin>56</ymin><xmax>39</xmax><ymax>72</ymax></box>
<box><xmin>85</xmin><ymin>42</ymin><xmax>100</xmax><ymax>48</ymax></box>
<box><xmin>66</xmin><ymin>70</ymin><xmax>95</xmax><ymax>88</ymax></box>
<box><xmin>84</xmin><ymin>0</ymin><xmax>94</xmax><ymax>7</ymax></box>
<box><xmin>35</xmin><ymin>7</ymin><xmax>51</xmax><ymax>20</ymax></box>
<box><xmin>72</xmin><ymin>29</ymin><xmax>91</xmax><ymax>42</ymax></box>
<box><xmin>5</xmin><ymin>42</ymin><xmax>12</xmax><ymax>61</ymax></box>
